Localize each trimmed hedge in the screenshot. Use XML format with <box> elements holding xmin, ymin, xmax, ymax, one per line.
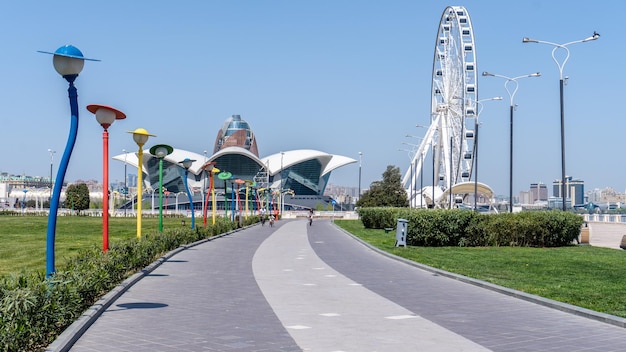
<box><xmin>0</xmin><ymin>216</ymin><xmax>258</xmax><ymax>352</ymax></box>
<box><xmin>358</xmin><ymin>208</ymin><xmax>583</xmax><ymax>247</ymax></box>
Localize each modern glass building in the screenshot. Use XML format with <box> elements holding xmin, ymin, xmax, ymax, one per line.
<box><xmin>113</xmin><ymin>115</ymin><xmax>356</xmax><ymax>211</ymax></box>
<box><xmin>552</xmin><ymin>176</ymin><xmax>585</xmax><ymax>207</ymax></box>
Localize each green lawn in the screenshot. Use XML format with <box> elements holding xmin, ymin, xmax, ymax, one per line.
<box><xmin>0</xmin><ymin>216</ymin><xmax>185</xmax><ymax>276</ymax></box>
<box><xmin>335</xmin><ymin>219</ymin><xmax>626</xmax><ymax>318</ymax></box>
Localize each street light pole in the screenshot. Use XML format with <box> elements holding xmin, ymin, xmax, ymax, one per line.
<box><xmin>471</xmin><ymin>97</ymin><xmax>503</xmax><ymax>211</ymax></box>
<box><xmin>150</xmin><ymin>144</ymin><xmax>173</xmax><ymax>232</ymax></box>
<box><xmin>87</xmin><ymin>104</ymin><xmax>126</xmax><ymax>252</ymax></box>
<box><xmin>179</xmin><ymin>158</ymin><xmax>196</xmax><ymax>229</ymax></box>
<box><xmin>280</xmin><ymin>151</ymin><xmax>285</xmax><ymax>218</ymax></box>
<box><xmin>39</xmin><ymin>45</ymin><xmax>99</xmax><ymax>278</ymax></box>
<box><xmin>203</xmin><ymin>150</ymin><xmax>207</xmax><ymax>217</ymax></box>
<box><xmin>123</xmin><ymin>149</ymin><xmax>128</xmax><ymax>217</ymax></box>
<box><xmin>128</xmin><ymin>128</ymin><xmax>156</xmax><ymax>239</ymax></box>
<box><xmin>419</xmin><ymin>153</ymin><xmax>423</xmax><ymax>208</ymax></box>
<box><xmin>201</xmin><ymin>161</ymin><xmax>216</xmax><ymax>227</ymax></box>
<box><xmin>482</xmin><ymin>72</ymin><xmax>540</xmax><ymax>212</ymax></box>
<box><xmin>523</xmin><ymin>32</ymin><xmax>599</xmax><ymax>211</ymax></box>
<box><xmin>358</xmin><ymin>152</ymin><xmax>362</xmax><ymax>205</ymax></box>
<box><xmin>47</xmin><ymin>149</ymin><xmax>56</xmax><ymax>202</ymax></box>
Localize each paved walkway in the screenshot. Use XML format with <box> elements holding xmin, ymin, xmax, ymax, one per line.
<box><xmin>49</xmin><ymin>219</ymin><xmax>626</xmax><ymax>352</ymax></box>
<box><xmin>588</xmin><ymin>222</ymin><xmax>626</xmax><ymax>249</ymax></box>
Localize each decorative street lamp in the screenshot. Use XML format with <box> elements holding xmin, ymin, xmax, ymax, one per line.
<box><xmin>87</xmin><ymin>104</ymin><xmax>126</xmax><ymax>252</ymax></box>
<box><xmin>218</xmin><ymin>171</ymin><xmax>232</xmax><ymax>219</ymax></box>
<box><xmin>230</xmin><ymin>178</ymin><xmax>236</xmax><ymax>222</ymax></box>
<box><xmin>122</xmin><ymin>149</ymin><xmax>128</xmax><ymax>217</ymax></box>
<box><xmin>202</xmin><ymin>150</ymin><xmax>208</xmax><ymax>217</ymax></box>
<box><xmin>149</xmin><ymin>144</ymin><xmax>173</xmax><ymax>232</ymax></box>
<box><xmin>127</xmin><ymin>128</ymin><xmax>156</xmax><ymax>239</ymax></box>
<box><xmin>200</xmin><ymin>161</ymin><xmax>216</xmax><ymax>226</ymax></box>
<box><xmin>210</xmin><ymin>167</ymin><xmax>220</xmax><ymax>225</ymax></box>
<box><xmin>39</xmin><ymin>44</ymin><xmax>99</xmax><ymax>278</ymax></box>
<box><xmin>245</xmin><ymin>180</ymin><xmax>255</xmax><ymax>218</ymax></box>
<box><xmin>179</xmin><ymin>157</ymin><xmax>196</xmax><ymax>229</ymax></box>
<box><xmin>234</xmin><ymin>179</ymin><xmax>246</xmax><ymax>221</ymax></box>
<box><xmin>523</xmin><ymin>32</ymin><xmax>600</xmax><ymax>210</ymax></box>
<box><xmin>482</xmin><ymin>72</ymin><xmax>540</xmax><ymax>212</ymax></box>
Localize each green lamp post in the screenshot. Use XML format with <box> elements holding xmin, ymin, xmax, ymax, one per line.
<box><xmin>149</xmin><ymin>144</ymin><xmax>173</xmax><ymax>231</ymax></box>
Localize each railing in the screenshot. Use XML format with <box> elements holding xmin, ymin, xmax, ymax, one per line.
<box><xmin>583</xmin><ymin>214</ymin><xmax>626</xmax><ymax>223</ymax></box>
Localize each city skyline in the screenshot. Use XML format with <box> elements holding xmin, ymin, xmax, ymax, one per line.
<box><xmin>0</xmin><ymin>1</ymin><xmax>623</xmax><ymax>197</ymax></box>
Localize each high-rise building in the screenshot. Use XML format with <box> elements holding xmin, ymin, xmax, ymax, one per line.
<box><xmin>529</xmin><ymin>182</ymin><xmax>548</xmax><ymax>203</ymax></box>
<box><xmin>553</xmin><ymin>176</ymin><xmax>584</xmax><ymax>206</ymax></box>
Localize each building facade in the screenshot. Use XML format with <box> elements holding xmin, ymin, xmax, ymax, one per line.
<box><xmin>552</xmin><ymin>176</ymin><xmax>584</xmax><ymax>206</ymax></box>
<box><xmin>113</xmin><ymin>115</ymin><xmax>356</xmax><ymax>211</ymax></box>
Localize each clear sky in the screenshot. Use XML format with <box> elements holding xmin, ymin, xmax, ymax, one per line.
<box><xmin>0</xmin><ymin>1</ymin><xmax>623</xmax><ymax>197</ymax></box>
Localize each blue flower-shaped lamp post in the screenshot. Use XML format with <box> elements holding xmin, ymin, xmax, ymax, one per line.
<box><xmin>39</xmin><ymin>45</ymin><xmax>99</xmax><ymax>278</ymax></box>
<box><xmin>179</xmin><ymin>158</ymin><xmax>196</xmax><ymax>229</ymax></box>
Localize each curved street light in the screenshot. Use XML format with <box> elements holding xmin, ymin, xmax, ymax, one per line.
<box><xmin>523</xmin><ymin>32</ymin><xmax>599</xmax><ymax>210</ymax></box>
<box><xmin>127</xmin><ymin>128</ymin><xmax>155</xmax><ymax>239</ymax></box>
<box><xmin>87</xmin><ymin>104</ymin><xmax>126</xmax><ymax>252</ymax></box>
<box><xmin>179</xmin><ymin>158</ymin><xmax>197</xmax><ymax>229</ymax></box>
<box><xmin>482</xmin><ymin>71</ymin><xmax>539</xmax><ymax>212</ymax></box>
<box><xmin>39</xmin><ymin>45</ymin><xmax>99</xmax><ymax>278</ymax></box>
<box><xmin>149</xmin><ymin>144</ymin><xmax>173</xmax><ymax>232</ymax></box>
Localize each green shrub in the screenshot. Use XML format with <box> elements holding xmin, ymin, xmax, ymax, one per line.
<box><xmin>359</xmin><ymin>208</ymin><xmax>583</xmax><ymax>248</ymax></box>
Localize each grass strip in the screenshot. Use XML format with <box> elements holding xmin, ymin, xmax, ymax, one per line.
<box><xmin>0</xmin><ymin>216</ymin><xmax>187</xmax><ymax>276</ymax></box>
<box><xmin>335</xmin><ymin>219</ymin><xmax>626</xmax><ymax>318</ymax></box>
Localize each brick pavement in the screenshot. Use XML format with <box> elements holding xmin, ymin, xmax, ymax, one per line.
<box><xmin>49</xmin><ymin>219</ymin><xmax>626</xmax><ymax>352</ymax></box>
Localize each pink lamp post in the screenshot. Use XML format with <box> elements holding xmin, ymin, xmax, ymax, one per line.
<box><xmin>87</xmin><ymin>104</ymin><xmax>126</xmax><ymax>252</ymax></box>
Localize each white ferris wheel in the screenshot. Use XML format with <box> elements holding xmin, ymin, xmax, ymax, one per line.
<box><xmin>402</xmin><ymin>6</ymin><xmax>484</xmax><ymax>208</ymax></box>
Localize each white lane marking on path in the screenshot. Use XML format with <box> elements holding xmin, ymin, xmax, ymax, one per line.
<box><xmin>252</xmin><ymin>220</ymin><xmax>492</xmax><ymax>352</ymax></box>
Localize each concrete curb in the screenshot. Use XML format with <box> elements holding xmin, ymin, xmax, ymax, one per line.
<box><xmin>331</xmin><ymin>222</ymin><xmax>626</xmax><ymax>329</ymax></box>
<box><xmin>46</xmin><ymin>225</ymin><xmax>251</xmax><ymax>352</ymax></box>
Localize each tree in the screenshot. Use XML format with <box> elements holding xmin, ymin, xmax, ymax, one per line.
<box><xmin>356</xmin><ymin>165</ymin><xmax>408</xmax><ymax>208</ymax></box>
<box><xmin>65</xmin><ymin>183</ymin><xmax>90</xmax><ymax>214</ymax></box>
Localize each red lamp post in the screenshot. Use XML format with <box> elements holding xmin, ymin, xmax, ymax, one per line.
<box><xmin>87</xmin><ymin>104</ymin><xmax>126</xmax><ymax>252</ymax></box>
<box><xmin>200</xmin><ymin>161</ymin><xmax>216</xmax><ymax>227</ymax></box>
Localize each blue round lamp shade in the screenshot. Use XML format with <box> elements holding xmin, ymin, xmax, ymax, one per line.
<box><xmin>38</xmin><ymin>45</ymin><xmax>99</xmax><ymax>61</ymax></box>
<box><xmin>38</xmin><ymin>45</ymin><xmax>100</xmax><ymax>77</ymax></box>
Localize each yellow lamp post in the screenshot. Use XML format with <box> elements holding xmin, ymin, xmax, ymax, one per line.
<box><xmin>244</xmin><ymin>180</ymin><xmax>256</xmax><ymax>218</ymax></box>
<box><xmin>127</xmin><ymin>128</ymin><xmax>155</xmax><ymax>239</ymax></box>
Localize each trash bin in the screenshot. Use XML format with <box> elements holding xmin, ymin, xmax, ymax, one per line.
<box><xmin>395</xmin><ymin>218</ymin><xmax>408</xmax><ymax>247</ymax></box>
<box><xmin>579</xmin><ymin>222</ymin><xmax>589</xmax><ymax>244</ymax></box>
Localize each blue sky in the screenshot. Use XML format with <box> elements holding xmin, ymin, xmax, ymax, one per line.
<box><xmin>0</xmin><ymin>1</ymin><xmax>623</xmax><ymax>197</ymax></box>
